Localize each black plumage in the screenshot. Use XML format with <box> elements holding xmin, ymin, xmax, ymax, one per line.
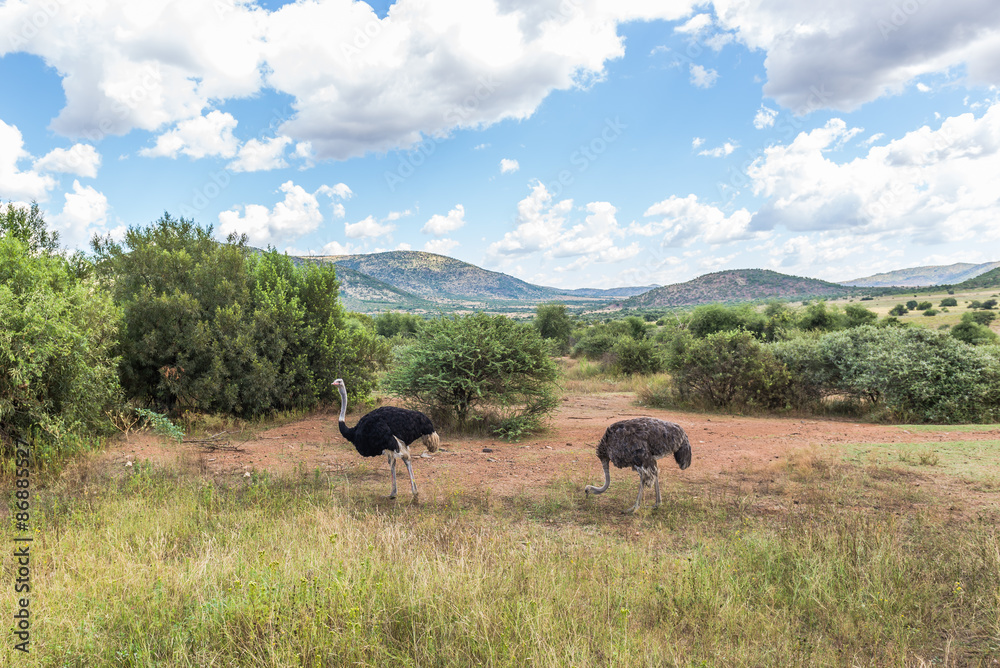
<box><xmin>585</xmin><ymin>417</ymin><xmax>692</xmax><ymax>513</ymax></box>
<box><xmin>338</xmin><ymin>406</ymin><xmax>437</xmax><ymax>457</ymax></box>
<box><xmin>333</xmin><ymin>378</ymin><xmax>439</xmax><ymax>498</ymax></box>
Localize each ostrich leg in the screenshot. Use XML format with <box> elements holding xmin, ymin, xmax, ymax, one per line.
<box><xmin>403</xmin><ymin>457</ymin><xmax>418</xmax><ymax>496</ymax></box>
<box><xmin>653</xmin><ymin>464</ymin><xmax>662</xmax><ymax>507</ymax></box>
<box><xmin>625</xmin><ymin>476</ymin><xmax>645</xmax><ymax>514</ymax></box>
<box><xmin>394</xmin><ymin>438</ymin><xmax>418</xmax><ymax>496</ymax></box>
<box><xmin>584</xmin><ymin>460</ymin><xmax>612</xmax><ymax>496</ymax></box>
<box><xmin>387</xmin><ymin>452</ymin><xmax>398</xmax><ymax>499</ymax></box>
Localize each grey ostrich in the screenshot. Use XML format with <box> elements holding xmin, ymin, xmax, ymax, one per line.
<box><xmin>332</xmin><ymin>378</ymin><xmax>440</xmax><ymax>498</ymax></box>
<box><xmin>584</xmin><ymin>417</ymin><xmax>692</xmax><ymax>513</ymax></box>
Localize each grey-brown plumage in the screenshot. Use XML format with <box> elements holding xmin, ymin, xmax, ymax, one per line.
<box><xmin>584</xmin><ymin>417</ymin><xmax>692</xmax><ymax>513</ymax></box>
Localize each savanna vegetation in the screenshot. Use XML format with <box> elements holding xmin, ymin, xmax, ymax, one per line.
<box><xmin>564</xmin><ymin>299</ymin><xmax>1000</xmax><ymax>424</ymax></box>
<box><xmin>2</xmin><ymin>207</ymin><xmax>999</xmax><ymax>665</ymax></box>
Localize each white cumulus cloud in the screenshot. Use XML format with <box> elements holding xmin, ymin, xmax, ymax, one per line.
<box><xmin>753</xmin><ymin>105</ymin><xmax>778</xmax><ymax>130</ymax></box>
<box><xmin>746</xmin><ymin>103</ymin><xmax>1000</xmax><ymax>247</ymax></box>
<box><xmin>633</xmin><ymin>194</ymin><xmax>758</xmax><ymax>246</ymax></box>
<box><xmin>218</xmin><ymin>180</ymin><xmax>332</xmax><ymax>247</ymax></box>
<box><xmin>713</xmin><ymin>0</ymin><xmax>1000</xmax><ymax>112</ymax></box>
<box><xmin>424</xmin><ymin>238</ymin><xmax>460</xmax><ymax>255</ymax></box>
<box><xmin>33</xmin><ymin>144</ymin><xmax>102</xmax><ymax>178</ymax></box>
<box><xmin>689</xmin><ymin>64</ymin><xmax>718</xmax><ymax>88</ymax></box>
<box><xmin>500</xmin><ymin>158</ymin><xmax>519</xmax><ymax>174</ymax></box>
<box><xmin>141</xmin><ymin>111</ymin><xmax>239</xmax><ymax>160</ymax></box>
<box><xmin>0</xmin><ymin>120</ymin><xmax>55</xmax><ymax>201</ymax></box>
<box><xmin>227</xmin><ymin>135</ymin><xmax>292</xmax><ymax>173</ymax></box>
<box><xmin>53</xmin><ymin>180</ymin><xmax>109</xmax><ymax>248</ymax></box>
<box><xmin>422</xmin><ymin>204</ymin><xmax>466</xmax><ymax>235</ymax></box>
<box><xmin>345</xmin><ymin>215</ymin><xmax>395</xmax><ymax>239</ymax></box>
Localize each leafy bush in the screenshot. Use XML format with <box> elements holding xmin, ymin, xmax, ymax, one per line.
<box><xmin>798</xmin><ymin>301</ymin><xmax>844</xmax><ymax>332</ymax></box>
<box><xmin>940</xmin><ymin>297</ymin><xmax>958</xmax><ymax>307</ymax></box>
<box><xmin>843</xmin><ymin>303</ymin><xmax>877</xmax><ymax>328</ymax></box>
<box><xmin>811</xmin><ymin>326</ymin><xmax>1000</xmax><ymax>423</ymax></box>
<box><xmin>384</xmin><ymin>313</ymin><xmax>558</xmax><ymax>438</ymax></box>
<box><xmin>922</xmin><ymin>308</ymin><xmax>939</xmax><ymax>316</ymax></box>
<box><xmin>374</xmin><ymin>312</ymin><xmax>422</xmax><ymax>338</ymax></box>
<box><xmin>906</xmin><ymin>300</ymin><xmax>919</xmax><ymax>310</ymax></box>
<box><xmin>609</xmin><ymin>336</ymin><xmax>663</xmax><ymax>375</ymax></box>
<box><xmin>0</xmin><ymin>220</ymin><xmax>121</xmax><ymax>451</ymax></box>
<box><xmin>951</xmin><ymin>314</ymin><xmax>999</xmax><ymax>345</ymax></box>
<box><xmin>968</xmin><ymin>311</ymin><xmax>997</xmax><ymax>326</ymax></box>
<box><xmin>91</xmin><ymin>214</ymin><xmax>388</xmax><ymax>417</ymax></box>
<box><xmin>916</xmin><ymin>301</ymin><xmax>932</xmax><ymax>311</ymax></box>
<box><xmin>571</xmin><ymin>319</ymin><xmax>640</xmax><ymax>359</ymax></box>
<box><xmin>688</xmin><ymin>304</ymin><xmax>767</xmax><ymax>339</ymax></box>
<box><xmin>664</xmin><ymin>330</ymin><xmax>794</xmax><ymax>411</ymax></box>
<box><xmin>889</xmin><ymin>304</ymin><xmax>908</xmax><ymax>316</ymax></box>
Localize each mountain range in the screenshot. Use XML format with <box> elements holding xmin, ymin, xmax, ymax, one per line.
<box><xmin>284</xmin><ymin>250</ymin><xmax>1000</xmax><ymax>313</ymax></box>
<box><xmin>620</xmin><ymin>269</ymin><xmax>860</xmax><ymax>309</ymax></box>
<box><xmin>841</xmin><ymin>261</ymin><xmax>1000</xmax><ymax>287</ymax></box>
<box><xmin>301</xmin><ymin>251</ymin><xmax>657</xmax><ymax>312</ymax></box>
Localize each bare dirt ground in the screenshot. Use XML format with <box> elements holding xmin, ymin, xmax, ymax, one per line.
<box><xmin>104</xmin><ymin>393</ymin><xmax>1000</xmax><ymax>516</ymax></box>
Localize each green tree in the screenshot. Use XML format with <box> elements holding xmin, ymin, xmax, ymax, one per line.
<box><xmin>374</xmin><ymin>312</ymin><xmax>422</xmax><ymax>338</ymax></box>
<box><xmin>968</xmin><ymin>311</ymin><xmax>997</xmax><ymax>326</ymax></box>
<box><xmin>906</xmin><ymin>300</ymin><xmax>919</xmax><ymax>310</ymax></box>
<box><xmin>951</xmin><ymin>313</ymin><xmax>999</xmax><ymax>345</ymax></box>
<box><xmin>688</xmin><ymin>304</ymin><xmax>767</xmax><ymax>339</ymax></box>
<box><xmin>889</xmin><ymin>304</ymin><xmax>908</xmax><ymax>316</ymax></box>
<box><xmin>1</xmin><ymin>225</ymin><xmax>121</xmax><ymax>452</ymax></box>
<box><xmin>534</xmin><ymin>303</ymin><xmax>573</xmax><ymax>353</ymax></box>
<box><xmin>844</xmin><ymin>303</ymin><xmax>878</xmax><ymax>328</ymax></box>
<box><xmin>1</xmin><ymin>201</ymin><xmax>59</xmax><ymax>255</ymax></box>
<box><xmin>798</xmin><ymin>301</ymin><xmax>843</xmax><ymax>332</ymax></box>
<box><xmin>91</xmin><ymin>214</ymin><xmax>387</xmax><ymax>416</ymax></box>
<box><xmin>665</xmin><ymin>330</ymin><xmax>793</xmax><ymax>411</ymax></box>
<box><xmin>385</xmin><ymin>313</ymin><xmax>558</xmax><ymax>439</ymax></box>
<box><xmin>610</xmin><ymin>336</ymin><xmax>663</xmax><ymax>375</ymax></box>
<box><xmin>940</xmin><ymin>297</ymin><xmax>958</xmax><ymax>307</ymax></box>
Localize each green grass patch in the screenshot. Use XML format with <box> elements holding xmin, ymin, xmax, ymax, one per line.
<box><xmin>894</xmin><ymin>424</ymin><xmax>1000</xmax><ymax>433</ymax></box>
<box><xmin>2</xmin><ymin>455</ymin><xmax>999</xmax><ymax>666</ymax></box>
<box><xmin>842</xmin><ymin>439</ymin><xmax>1000</xmax><ymax>480</ymax></box>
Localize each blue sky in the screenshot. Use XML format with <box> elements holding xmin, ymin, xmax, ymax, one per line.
<box><xmin>1</xmin><ymin>0</ymin><xmax>999</xmax><ymax>289</ymax></box>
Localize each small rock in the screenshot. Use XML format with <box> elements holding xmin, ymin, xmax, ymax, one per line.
<box><xmin>244</xmin><ymin>472</ymin><xmax>252</xmax><ymax>478</ymax></box>
<box><xmin>420</xmin><ymin>452</ymin><xmax>432</xmax><ymax>458</ymax></box>
<box><xmin>124</xmin><ymin>461</ymin><xmax>133</xmax><ymax>467</ymax></box>
<box><xmin>487</xmin><ymin>458</ymin><xmax>498</xmax><ymax>463</ymax></box>
<box><xmin>545</xmin><ymin>446</ymin><xmax>553</xmax><ymax>450</ymax></box>
<box><xmin>483</xmin><ymin>448</ymin><xmax>494</xmax><ymax>453</ymax></box>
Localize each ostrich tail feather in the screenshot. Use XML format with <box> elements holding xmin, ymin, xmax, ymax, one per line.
<box><xmin>422</xmin><ymin>431</ymin><xmax>440</xmax><ymax>452</ymax></box>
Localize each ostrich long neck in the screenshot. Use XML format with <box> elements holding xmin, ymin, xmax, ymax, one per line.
<box><xmin>337</xmin><ymin>383</ymin><xmax>354</xmax><ymax>441</ymax></box>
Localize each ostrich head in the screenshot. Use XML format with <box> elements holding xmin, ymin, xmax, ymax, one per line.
<box><xmin>674</xmin><ymin>441</ymin><xmax>692</xmax><ymax>470</ymax></box>
<box><xmin>332</xmin><ymin>378</ymin><xmax>344</xmax><ymax>388</ymax></box>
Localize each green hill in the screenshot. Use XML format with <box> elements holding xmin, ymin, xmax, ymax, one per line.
<box><xmin>323</xmin><ymin>264</ymin><xmax>435</xmax><ymax>312</ymax></box>
<box><xmin>952</xmin><ymin>267</ymin><xmax>1000</xmax><ymax>290</ymax></box>
<box><xmin>622</xmin><ymin>268</ymin><xmax>856</xmax><ymax>309</ymax></box>
<box><xmin>842</xmin><ymin>261</ymin><xmax>1000</xmax><ymax>287</ymax></box>
<box><xmin>310</xmin><ymin>251</ymin><xmax>564</xmax><ymax>302</ymax></box>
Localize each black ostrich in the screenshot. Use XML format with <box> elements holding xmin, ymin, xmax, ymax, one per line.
<box><xmin>332</xmin><ymin>378</ymin><xmax>440</xmax><ymax>498</ymax></box>
<box><xmin>584</xmin><ymin>417</ymin><xmax>691</xmax><ymax>513</ymax></box>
